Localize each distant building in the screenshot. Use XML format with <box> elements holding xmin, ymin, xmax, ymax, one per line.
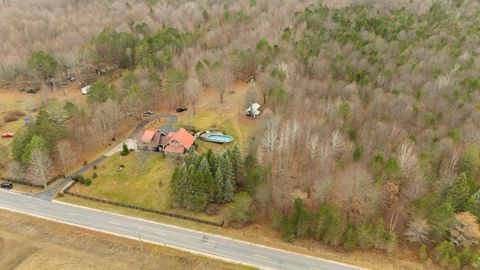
<box><xmin>245</xmin><ymin>103</ymin><xmax>261</xmax><ymax>118</ymax></box>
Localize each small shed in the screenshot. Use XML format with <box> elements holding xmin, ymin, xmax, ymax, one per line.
<box><xmin>245</xmin><ymin>103</ymin><xmax>261</xmax><ymax>118</ymax></box>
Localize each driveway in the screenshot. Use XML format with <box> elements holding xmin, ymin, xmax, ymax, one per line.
<box><xmin>32</xmin><ymin>114</ymin><xmax>177</xmax><ymax>200</ymax></box>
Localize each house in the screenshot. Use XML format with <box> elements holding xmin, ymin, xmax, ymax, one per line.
<box><xmin>245</xmin><ymin>103</ymin><xmax>261</xmax><ymax>118</ymax></box>
<box><xmin>138</xmin><ymin>128</ymin><xmax>162</xmax><ymax>151</ymax></box>
<box><xmin>160</xmin><ymin>128</ymin><xmax>195</xmax><ymax>154</ymax></box>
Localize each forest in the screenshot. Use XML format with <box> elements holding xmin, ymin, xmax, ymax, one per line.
<box><xmin>1</xmin><ymin>0</ymin><xmax>480</xmax><ymax>268</ymax></box>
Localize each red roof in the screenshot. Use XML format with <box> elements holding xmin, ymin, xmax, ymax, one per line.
<box><xmin>141</xmin><ymin>128</ymin><xmax>156</xmax><ymax>143</ymax></box>
<box><xmin>164</xmin><ymin>145</ymin><xmax>185</xmax><ymax>154</ymax></box>
<box><xmin>163</xmin><ymin>128</ymin><xmax>195</xmax><ymax>153</ymax></box>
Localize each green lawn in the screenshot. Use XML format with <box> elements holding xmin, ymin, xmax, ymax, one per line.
<box><xmin>70</xmin><ymin>152</ymin><xmax>225</xmax><ymax>222</ymax></box>
<box><xmin>175</xmin><ymin>110</ymin><xmax>255</xmax><ymax>153</ymax></box>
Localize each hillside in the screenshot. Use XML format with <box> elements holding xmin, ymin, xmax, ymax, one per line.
<box><xmin>0</xmin><ymin>0</ymin><xmax>480</xmax><ymax>269</ymax></box>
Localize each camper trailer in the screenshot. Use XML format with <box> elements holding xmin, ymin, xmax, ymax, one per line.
<box><xmin>245</xmin><ymin>103</ymin><xmax>261</xmax><ymax>118</ymax></box>
<box><xmin>81</xmin><ymin>85</ymin><xmax>92</xmax><ymax>95</ymax></box>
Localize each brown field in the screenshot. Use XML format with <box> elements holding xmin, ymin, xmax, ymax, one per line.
<box><xmin>0</xmin><ymin>209</ymin><xmax>251</xmax><ymax>270</ymax></box>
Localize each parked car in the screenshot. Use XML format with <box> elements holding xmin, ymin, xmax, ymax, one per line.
<box><xmin>0</xmin><ymin>183</ymin><xmax>13</xmax><ymax>189</ymax></box>
<box><xmin>176</xmin><ymin>106</ymin><xmax>188</xmax><ymax>113</ymax></box>
<box><xmin>143</xmin><ymin>110</ymin><xmax>154</xmax><ymax>116</ymax></box>
<box><xmin>1</xmin><ymin>133</ymin><xmax>14</xmax><ymax>138</ymax></box>
<box><xmin>23</xmin><ymin>86</ymin><xmax>39</xmax><ymax>94</ymax></box>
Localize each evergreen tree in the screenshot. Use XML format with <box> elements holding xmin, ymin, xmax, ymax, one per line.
<box><xmin>323</xmin><ymin>208</ymin><xmax>345</xmax><ymax>247</ymax></box>
<box><xmin>223</xmin><ymin>171</ymin><xmax>235</xmax><ymax>202</ymax></box>
<box><xmin>282</xmin><ymin>217</ymin><xmax>295</xmax><ymax>242</ymax></box>
<box><xmin>206</xmin><ymin>149</ymin><xmax>217</xmax><ymax>176</ymax></box>
<box><xmin>344</xmin><ymin>227</ymin><xmax>358</xmax><ymax>252</ymax></box>
<box><xmin>199</xmin><ymin>157</ymin><xmax>215</xmax><ymax>202</ymax></box>
<box><xmin>467</xmin><ymin>189</ymin><xmax>480</xmax><ymax>219</ymax></box>
<box><xmin>447</xmin><ymin>172</ymin><xmax>471</xmax><ymax>212</ymax></box>
<box><xmin>292</xmin><ymin>198</ymin><xmax>309</xmax><ymax>237</ymax></box>
<box><xmin>419</xmin><ymin>244</ymin><xmax>428</xmax><ymax>262</ymax></box>
<box><xmin>230</xmin><ymin>144</ymin><xmax>243</xmax><ymax>184</ymax></box>
<box><xmin>430</xmin><ymin>202</ymin><xmax>456</xmax><ymax>242</ymax></box>
<box><xmin>222</xmin><ymin>153</ymin><xmax>235</xmax><ymax>188</ymax></box>
<box><xmin>214</xmin><ymin>165</ymin><xmax>225</xmax><ymax>202</ymax></box>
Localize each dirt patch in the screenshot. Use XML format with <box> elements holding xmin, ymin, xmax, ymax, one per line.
<box><xmin>0</xmin><ymin>209</ymin><xmax>249</xmax><ymax>270</ymax></box>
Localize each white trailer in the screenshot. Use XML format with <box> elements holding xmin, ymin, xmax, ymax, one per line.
<box><xmin>81</xmin><ymin>85</ymin><xmax>92</xmax><ymax>95</ymax></box>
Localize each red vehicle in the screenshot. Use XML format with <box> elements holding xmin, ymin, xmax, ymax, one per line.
<box><xmin>1</xmin><ymin>133</ymin><xmax>14</xmax><ymax>138</ymax></box>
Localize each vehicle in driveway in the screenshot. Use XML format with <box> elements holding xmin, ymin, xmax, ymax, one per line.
<box><xmin>1</xmin><ymin>133</ymin><xmax>14</xmax><ymax>138</ymax></box>
<box><xmin>0</xmin><ymin>183</ymin><xmax>13</xmax><ymax>189</ymax></box>
<box><xmin>176</xmin><ymin>106</ymin><xmax>187</xmax><ymax>113</ymax></box>
<box><xmin>143</xmin><ymin>110</ymin><xmax>154</xmax><ymax>116</ymax></box>
<box><xmin>22</xmin><ymin>86</ymin><xmax>40</xmax><ymax>94</ymax></box>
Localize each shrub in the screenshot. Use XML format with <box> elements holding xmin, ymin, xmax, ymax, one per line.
<box><xmin>419</xmin><ymin>244</ymin><xmax>428</xmax><ymax>262</ymax></box>
<box><xmin>225</xmin><ymin>192</ymin><xmax>254</xmax><ymax>227</ymax></box>
<box><xmin>92</xmin><ymin>172</ymin><xmax>98</xmax><ymax>179</ymax></box>
<box><xmin>120</xmin><ymin>143</ymin><xmax>129</xmax><ymax>156</ymax></box>
<box><xmin>4</xmin><ymin>111</ymin><xmax>25</xmax><ymax>122</ymax></box>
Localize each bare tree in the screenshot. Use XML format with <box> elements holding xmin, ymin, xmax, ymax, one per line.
<box><xmin>331</xmin><ymin>165</ymin><xmax>380</xmax><ymax>224</ymax></box>
<box><xmin>404</xmin><ymin>218</ymin><xmax>431</xmax><ymax>244</ymax></box>
<box><xmin>185</xmin><ymin>76</ymin><xmax>201</xmax><ymax>115</ymax></box>
<box><xmin>209</xmin><ymin>67</ymin><xmax>233</xmax><ymax>103</ymax></box>
<box><xmin>56</xmin><ymin>140</ymin><xmax>74</xmax><ymax>175</ymax></box>
<box><xmin>28</xmin><ymin>146</ymin><xmax>53</xmax><ymax>189</ymax></box>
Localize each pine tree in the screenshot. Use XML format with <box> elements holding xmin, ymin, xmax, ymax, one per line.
<box><xmin>292</xmin><ymin>198</ymin><xmax>309</xmax><ymax>237</ymax></box>
<box><xmin>447</xmin><ymin>172</ymin><xmax>471</xmax><ymax>212</ymax></box>
<box><xmin>230</xmin><ymin>144</ymin><xmax>243</xmax><ymax>184</ymax></box>
<box><xmin>199</xmin><ymin>157</ymin><xmax>215</xmax><ymax>202</ymax></box>
<box><xmin>467</xmin><ymin>189</ymin><xmax>480</xmax><ymax>219</ymax></box>
<box><xmin>223</xmin><ymin>171</ymin><xmax>235</xmax><ymax>202</ymax></box>
<box><xmin>214</xmin><ymin>165</ymin><xmax>224</xmax><ymax>202</ymax></box>
<box><xmin>430</xmin><ymin>202</ymin><xmax>456</xmax><ymax>242</ymax></box>
<box><xmin>344</xmin><ymin>227</ymin><xmax>358</xmax><ymax>252</ymax></box>
<box><xmin>222</xmin><ymin>154</ymin><xmax>235</xmax><ymax>191</ymax></box>
<box><xmin>207</xmin><ymin>149</ymin><xmax>217</xmax><ymax>176</ymax></box>
<box><xmin>419</xmin><ymin>244</ymin><xmax>428</xmax><ymax>262</ymax></box>
<box><xmin>183</xmin><ymin>164</ymin><xmax>197</xmax><ymax>210</ymax></box>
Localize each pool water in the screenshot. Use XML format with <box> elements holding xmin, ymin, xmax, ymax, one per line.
<box><xmin>206</xmin><ymin>134</ymin><xmax>234</xmax><ymax>143</ymax></box>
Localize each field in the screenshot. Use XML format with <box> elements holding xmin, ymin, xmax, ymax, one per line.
<box><xmin>69</xmin><ymin>152</ymin><xmax>225</xmax><ymax>222</ymax></box>
<box><xmin>0</xmin><ymin>209</ymin><xmax>250</xmax><ymax>270</ymax></box>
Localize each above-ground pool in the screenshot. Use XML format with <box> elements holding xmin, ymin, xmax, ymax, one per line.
<box><xmin>204</xmin><ymin>134</ymin><xmax>234</xmax><ymax>144</ymax></box>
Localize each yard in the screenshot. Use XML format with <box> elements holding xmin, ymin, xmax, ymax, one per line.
<box><xmin>69</xmin><ymin>151</ymin><xmax>226</xmax><ymax>222</ymax></box>
<box><xmin>175</xmin><ymin>82</ymin><xmax>257</xmax><ymax>153</ymax></box>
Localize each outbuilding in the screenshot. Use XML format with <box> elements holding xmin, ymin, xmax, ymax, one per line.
<box><xmin>245</xmin><ymin>103</ymin><xmax>261</xmax><ymax>118</ymax></box>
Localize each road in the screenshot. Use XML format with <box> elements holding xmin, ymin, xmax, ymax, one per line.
<box><xmin>0</xmin><ymin>191</ymin><xmax>363</xmax><ymax>270</ymax></box>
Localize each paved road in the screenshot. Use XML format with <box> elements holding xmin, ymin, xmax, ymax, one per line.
<box><xmin>0</xmin><ymin>191</ymin><xmax>363</xmax><ymax>270</ymax></box>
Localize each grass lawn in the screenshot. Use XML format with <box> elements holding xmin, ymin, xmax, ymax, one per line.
<box><xmin>176</xmin><ymin>110</ymin><xmax>256</xmax><ymax>153</ymax></box>
<box><xmin>70</xmin><ymin>152</ymin><xmax>225</xmax><ymax>222</ymax></box>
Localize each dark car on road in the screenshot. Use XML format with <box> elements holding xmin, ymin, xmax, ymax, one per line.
<box><xmin>176</xmin><ymin>106</ymin><xmax>187</xmax><ymax>113</ymax></box>
<box><xmin>0</xmin><ymin>183</ymin><xmax>13</xmax><ymax>189</ymax></box>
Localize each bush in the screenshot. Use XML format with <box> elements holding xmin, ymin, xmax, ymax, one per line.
<box><xmin>4</xmin><ymin>111</ymin><xmax>25</xmax><ymax>122</ymax></box>
<box><xmin>92</xmin><ymin>172</ymin><xmax>98</xmax><ymax>179</ymax></box>
<box><xmin>225</xmin><ymin>192</ymin><xmax>254</xmax><ymax>227</ymax></box>
<box><xmin>120</xmin><ymin>143</ymin><xmax>129</xmax><ymax>156</ymax></box>
<box><xmin>93</xmin><ymin>165</ymin><xmax>97</xmax><ymax>170</ymax></box>
<box><xmin>419</xmin><ymin>244</ymin><xmax>428</xmax><ymax>262</ymax></box>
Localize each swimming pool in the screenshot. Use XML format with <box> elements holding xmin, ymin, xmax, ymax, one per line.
<box><xmin>206</xmin><ymin>134</ymin><xmax>234</xmax><ymax>144</ymax></box>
